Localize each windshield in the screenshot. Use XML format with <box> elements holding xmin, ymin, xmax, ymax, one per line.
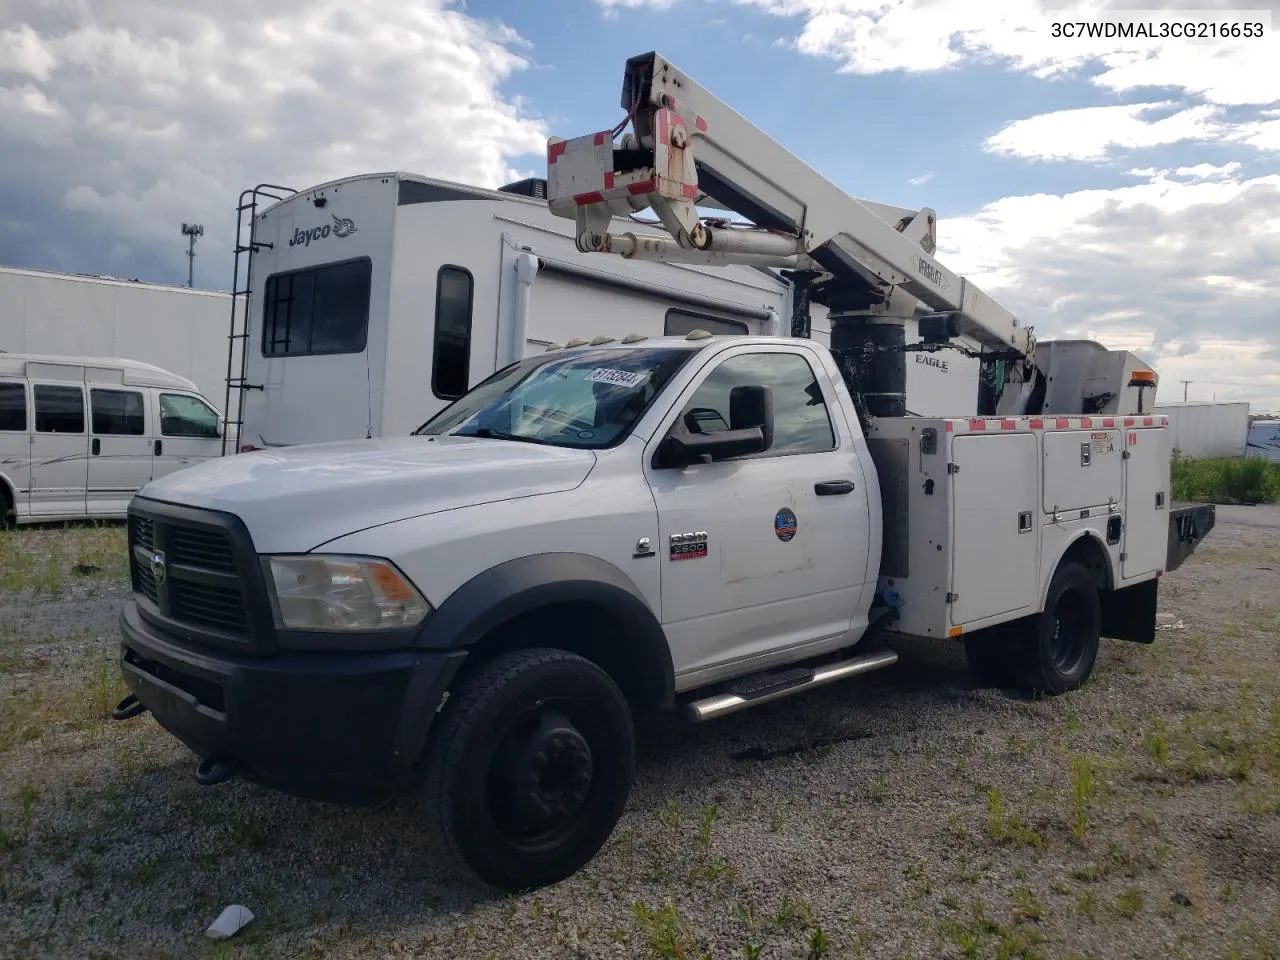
<box><xmin>414</xmin><ymin>346</ymin><xmax>696</xmax><ymax>449</ymax></box>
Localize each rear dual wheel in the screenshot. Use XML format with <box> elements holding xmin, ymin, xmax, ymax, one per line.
<box><xmin>422</xmin><ymin>648</ymin><xmax>635</xmax><ymax>891</ymax></box>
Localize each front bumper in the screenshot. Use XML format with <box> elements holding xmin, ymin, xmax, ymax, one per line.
<box><xmin>118</xmin><ymin>600</ymin><xmax>465</xmax><ymax>805</ymax></box>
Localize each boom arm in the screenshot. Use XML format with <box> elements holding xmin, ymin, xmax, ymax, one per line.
<box><xmin>545</xmin><ymin>51</ymin><xmax>1035</xmax><ymax>363</ymax></box>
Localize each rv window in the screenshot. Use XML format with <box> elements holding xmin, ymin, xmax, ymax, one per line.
<box><xmin>159</xmin><ymin>394</ymin><xmax>220</xmax><ymax>439</ymax></box>
<box><xmin>262</xmin><ymin>257</ymin><xmax>372</xmax><ymax>357</ymax></box>
<box><xmin>433</xmin><ymin>265</ymin><xmax>474</xmax><ymax>400</ymax></box>
<box><xmin>90</xmin><ymin>388</ymin><xmax>145</xmax><ymax>436</ymax></box>
<box><xmin>665</xmin><ymin>308</ymin><xmax>750</xmax><ymax>337</ymax></box>
<box><xmin>0</xmin><ymin>381</ymin><xmax>25</xmax><ymax>432</ymax></box>
<box><xmin>33</xmin><ymin>384</ymin><xmax>84</xmax><ymax>434</ymax></box>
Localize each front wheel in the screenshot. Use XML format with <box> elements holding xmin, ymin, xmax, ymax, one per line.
<box><xmin>421</xmin><ymin>648</ymin><xmax>635</xmax><ymax>891</ymax></box>
<box><xmin>1018</xmin><ymin>561</ymin><xmax>1101</xmax><ymax>695</ymax></box>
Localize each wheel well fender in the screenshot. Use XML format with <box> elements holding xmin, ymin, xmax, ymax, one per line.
<box><xmin>1045</xmin><ymin>532</ymin><xmax>1114</xmax><ymax>605</ymax></box>
<box><xmin>0</xmin><ymin>473</ymin><xmax>15</xmax><ymax>521</ymax></box>
<box><xmin>417</xmin><ymin>552</ymin><xmax>674</xmax><ymax>713</ymax></box>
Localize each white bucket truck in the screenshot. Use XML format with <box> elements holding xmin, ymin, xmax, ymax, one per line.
<box><xmin>112</xmin><ymin>53</ymin><xmax>1215</xmax><ymax>891</ymax></box>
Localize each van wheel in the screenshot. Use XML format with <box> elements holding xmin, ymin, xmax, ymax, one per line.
<box><xmin>963</xmin><ymin>621</ymin><xmax>1022</xmax><ymax>688</ymax></box>
<box><xmin>422</xmin><ymin>647</ymin><xmax>635</xmax><ymax>891</ymax></box>
<box><xmin>0</xmin><ymin>485</ymin><xmax>13</xmax><ymax>528</ymax></box>
<box><xmin>1018</xmin><ymin>561</ymin><xmax>1101</xmax><ymax>695</ymax></box>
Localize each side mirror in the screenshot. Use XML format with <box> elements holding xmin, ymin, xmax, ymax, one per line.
<box><xmin>654</xmin><ymin>383</ymin><xmax>775</xmax><ymax>469</ymax></box>
<box><xmin>656</xmin><ymin>426</ymin><xmax>767</xmax><ymax>468</ymax></box>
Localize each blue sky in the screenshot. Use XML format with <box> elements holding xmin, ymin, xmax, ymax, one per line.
<box><xmin>1</xmin><ymin>0</ymin><xmax>1278</xmax><ymax>408</ymax></box>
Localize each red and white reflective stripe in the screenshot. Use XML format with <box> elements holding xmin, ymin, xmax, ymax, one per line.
<box><xmin>941</xmin><ymin>415</ymin><xmax>1169</xmax><ymax>434</ymax></box>
<box><xmin>663</xmin><ymin>95</ymin><xmax>708</xmax><ymax>133</ymax></box>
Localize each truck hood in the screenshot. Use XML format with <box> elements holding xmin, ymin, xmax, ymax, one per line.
<box><xmin>137</xmin><ymin>435</ymin><xmax>597</xmax><ymax>552</ymax></box>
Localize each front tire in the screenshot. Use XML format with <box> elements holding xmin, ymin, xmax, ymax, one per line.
<box><xmin>422</xmin><ymin>648</ymin><xmax>635</xmax><ymax>891</ymax></box>
<box><xmin>1018</xmin><ymin>561</ymin><xmax>1101</xmax><ymax>695</ymax></box>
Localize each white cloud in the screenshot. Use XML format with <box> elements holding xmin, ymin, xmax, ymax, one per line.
<box><xmin>0</xmin><ymin>0</ymin><xmax>547</xmax><ymax>284</ymax></box>
<box><xmin>984</xmin><ymin>102</ymin><xmax>1229</xmax><ymax>161</ymax></box>
<box><xmin>719</xmin><ymin>1</ymin><xmax>1278</xmax><ymax>106</ymax></box>
<box><xmin>908</xmin><ymin>172</ymin><xmax>934</xmax><ymax>185</ymax></box>
<box><xmin>938</xmin><ymin>170</ymin><xmax>1280</xmax><ymax>410</ymax></box>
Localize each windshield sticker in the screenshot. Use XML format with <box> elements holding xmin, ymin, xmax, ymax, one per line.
<box><xmin>584</xmin><ymin>367</ymin><xmax>648</xmax><ymax>388</ymax></box>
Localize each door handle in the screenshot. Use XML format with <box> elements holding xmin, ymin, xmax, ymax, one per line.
<box><xmin>91</xmin><ymin>438</ymin><xmax>100</xmax><ymax>456</ymax></box>
<box><xmin>154</xmin><ymin>439</ymin><xmax>162</xmax><ymax>456</ymax></box>
<box><xmin>815</xmin><ymin>480</ymin><xmax>855</xmax><ymax>496</ymax></box>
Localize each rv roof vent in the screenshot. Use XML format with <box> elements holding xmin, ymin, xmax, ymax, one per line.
<box><xmin>685</xmin><ymin>329</ymin><xmax>714</xmax><ymax>340</ymax></box>
<box><xmin>498</xmin><ymin>177</ymin><xmax>548</xmax><ymax>199</ymax></box>
<box><xmin>589</xmin><ymin>335</ymin><xmax>616</xmax><ymax>345</ymax></box>
<box><xmin>564</xmin><ymin>337</ymin><xmax>590</xmax><ymax>348</ymax></box>
<box><xmin>621</xmin><ymin>333</ymin><xmax>648</xmax><ymax>344</ymax></box>
<box><xmin>545</xmin><ymin>343</ymin><xmax>563</xmax><ymax>351</ymax></box>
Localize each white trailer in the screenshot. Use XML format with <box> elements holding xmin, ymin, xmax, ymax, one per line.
<box><xmin>0</xmin><ymin>265</ymin><xmax>241</xmax><ymax>419</ymax></box>
<box><xmin>225</xmin><ymin>174</ymin><xmax>980</xmax><ymax>453</ymax></box>
<box><xmin>1154</xmin><ymin>401</ymin><xmax>1250</xmax><ymax>458</ymax></box>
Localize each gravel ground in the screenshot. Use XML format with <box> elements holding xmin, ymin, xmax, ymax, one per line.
<box><xmin>1</xmin><ymin>509</ymin><xmax>1278</xmax><ymax>960</ymax></box>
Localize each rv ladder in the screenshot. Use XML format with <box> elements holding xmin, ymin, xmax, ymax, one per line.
<box><xmin>222</xmin><ymin>183</ymin><xmax>294</xmax><ymax>455</ymax></box>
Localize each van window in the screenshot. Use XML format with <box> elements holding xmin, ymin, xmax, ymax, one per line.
<box><xmin>33</xmin><ymin>384</ymin><xmax>84</xmax><ymax>433</ymax></box>
<box><xmin>665</xmin><ymin>308</ymin><xmax>749</xmax><ymax>337</ymax></box>
<box><xmin>91</xmin><ymin>388</ymin><xmax>145</xmax><ymax>436</ymax></box>
<box><xmin>0</xmin><ymin>382</ymin><xmax>25</xmax><ymax>431</ymax></box>
<box><xmin>262</xmin><ymin>257</ymin><xmax>372</xmax><ymax>357</ymax></box>
<box><xmin>160</xmin><ymin>394</ymin><xmax>220</xmax><ymax>438</ymax></box>
<box><xmin>432</xmin><ymin>265</ymin><xmax>474</xmax><ymax>400</ymax></box>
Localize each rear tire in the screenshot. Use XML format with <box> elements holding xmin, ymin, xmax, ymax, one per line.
<box><xmin>421</xmin><ymin>647</ymin><xmax>635</xmax><ymax>891</ymax></box>
<box><xmin>0</xmin><ymin>484</ymin><xmax>13</xmax><ymax>528</ymax></box>
<box><xmin>1017</xmin><ymin>561</ymin><xmax>1101</xmax><ymax>695</ymax></box>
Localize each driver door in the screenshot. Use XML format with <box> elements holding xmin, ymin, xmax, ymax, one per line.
<box><xmin>152</xmin><ymin>392</ymin><xmax>223</xmax><ymax>480</ymax></box>
<box><xmin>643</xmin><ymin>344</ymin><xmax>873</xmax><ymax>683</ymax></box>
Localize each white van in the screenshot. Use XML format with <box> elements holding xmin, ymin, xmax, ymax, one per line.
<box><xmin>0</xmin><ymin>353</ymin><xmax>225</xmax><ymax>524</ymax></box>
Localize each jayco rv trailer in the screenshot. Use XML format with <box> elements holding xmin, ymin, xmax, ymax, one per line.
<box><xmin>225</xmin><ymin>173</ymin><xmax>980</xmax><ymax>452</ymax></box>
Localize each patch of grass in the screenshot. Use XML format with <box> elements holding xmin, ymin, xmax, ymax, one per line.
<box><xmin>631</xmin><ymin>900</ymin><xmax>702</xmax><ymax>959</ymax></box>
<box><xmin>937</xmin><ymin>900</ymin><xmax>1046</xmax><ymax>960</ymax></box>
<box><xmin>984</xmin><ymin>787</ymin><xmax>1044</xmax><ymax>849</ymax></box>
<box><xmin>1068</xmin><ymin>754</ymin><xmax>1097</xmax><ymax>840</ymax></box>
<box><xmin>1171</xmin><ymin>452</ymin><xmax>1280</xmax><ymax>504</ymax></box>
<box><xmin>1113</xmin><ymin>887</ymin><xmax>1143</xmax><ymax>918</ymax></box>
<box><xmin>0</xmin><ymin>523</ymin><xmax>129</xmax><ymax>595</ymax></box>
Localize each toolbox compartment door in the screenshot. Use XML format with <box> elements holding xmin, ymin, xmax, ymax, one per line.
<box><xmin>949</xmin><ymin>433</ymin><xmax>1039</xmax><ymax>626</ymax></box>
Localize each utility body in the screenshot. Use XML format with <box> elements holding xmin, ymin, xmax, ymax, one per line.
<box><xmin>113</xmin><ymin>53</ymin><xmax>1215</xmax><ymax>891</ymax></box>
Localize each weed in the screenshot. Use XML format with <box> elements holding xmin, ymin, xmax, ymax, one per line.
<box><xmin>17</xmin><ymin>785</ymin><xmax>38</xmax><ymax>830</ymax></box>
<box><xmin>770</xmin><ymin>894</ymin><xmax>813</xmax><ymax>932</ymax></box>
<box><xmin>632</xmin><ymin>901</ymin><xmax>699</xmax><ymax>960</ymax></box>
<box><xmin>696</xmin><ymin>804</ymin><xmax>719</xmax><ymax>851</ymax></box>
<box><xmin>1113</xmin><ymin>888</ymin><xmax>1143</xmax><ymax>917</ymax></box>
<box><xmin>807</xmin><ymin>926</ymin><xmax>831</xmax><ymax>957</ymax></box>
<box><xmin>1069</xmin><ymin>754</ymin><xmax>1097</xmax><ymax>840</ymax></box>
<box><xmin>1077</xmin><ymin>892</ymin><xmax>1096</xmax><ymax>918</ymax></box>
<box><xmin>1010</xmin><ymin>887</ymin><xmax>1044</xmax><ymax>922</ymax></box>
<box><xmin>985</xmin><ymin>787</ymin><xmax>1044</xmax><ymax>849</ymax></box>
<box><xmin>1144</xmin><ymin>719</ymin><xmax>1170</xmax><ymax>768</ymax></box>
<box><xmin>869</xmin><ymin>773</ymin><xmax>889</xmax><ymax>803</ymax></box>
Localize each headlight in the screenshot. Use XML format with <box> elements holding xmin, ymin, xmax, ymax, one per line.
<box><xmin>263</xmin><ymin>555</ymin><xmax>431</xmax><ymax>631</ymax></box>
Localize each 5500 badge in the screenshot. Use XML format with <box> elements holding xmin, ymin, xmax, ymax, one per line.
<box><xmin>289</xmin><ymin>213</ymin><xmax>358</xmax><ymax>248</ymax></box>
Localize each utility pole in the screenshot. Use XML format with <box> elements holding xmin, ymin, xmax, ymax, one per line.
<box><xmin>181</xmin><ymin>223</ymin><xmax>204</xmax><ymax>288</ymax></box>
<box><xmin>1180</xmin><ymin>379</ymin><xmax>1191</xmax><ymax>401</ymax></box>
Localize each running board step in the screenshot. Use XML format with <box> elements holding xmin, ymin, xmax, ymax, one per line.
<box><xmin>684</xmin><ymin>647</ymin><xmax>899</xmax><ymax>723</ymax></box>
